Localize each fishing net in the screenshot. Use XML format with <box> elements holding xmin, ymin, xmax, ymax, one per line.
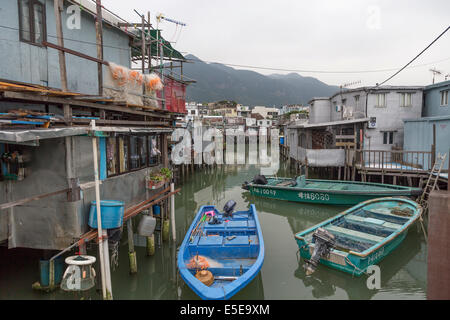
<box><xmin>104</xmin><ymin>62</ymin><xmax>164</xmax><ymax>107</ymax></box>
<box><xmin>187</xmin><ymin>255</ymin><xmax>210</xmax><ymax>270</ymax></box>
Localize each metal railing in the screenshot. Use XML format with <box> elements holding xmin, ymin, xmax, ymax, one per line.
<box><xmin>356</xmin><ymin>149</ymin><xmax>433</xmax><ymax>172</ymax></box>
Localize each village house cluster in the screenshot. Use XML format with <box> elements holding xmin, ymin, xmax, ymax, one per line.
<box><xmin>279</xmin><ymin>82</ymin><xmax>449</xmax><ymax>186</ymax></box>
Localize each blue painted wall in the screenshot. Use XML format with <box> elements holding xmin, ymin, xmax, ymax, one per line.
<box><xmin>0</xmin><ymin>0</ymin><xmax>131</xmax><ymax>94</ymax></box>
<box><xmin>423</xmin><ymin>80</ymin><xmax>450</xmax><ymax>117</ymax></box>
<box><xmin>404</xmin><ymin>116</ymin><xmax>450</xmax><ymax>170</ymax></box>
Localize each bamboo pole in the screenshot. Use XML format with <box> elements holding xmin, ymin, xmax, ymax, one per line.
<box><xmin>95</xmin><ymin>0</ymin><xmax>104</xmax><ymax>96</ymax></box>
<box><xmin>53</xmin><ymin>0</ymin><xmax>72</xmax><ymax>123</ymax></box>
<box><xmin>170</xmin><ymin>182</ymin><xmax>176</xmax><ymax>243</ymax></box>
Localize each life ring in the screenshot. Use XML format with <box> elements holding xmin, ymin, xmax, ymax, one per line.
<box><xmin>65</xmin><ymin>255</ymin><xmax>96</xmax><ymax>266</ymax></box>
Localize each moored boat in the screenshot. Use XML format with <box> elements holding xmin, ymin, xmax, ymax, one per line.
<box><xmin>294</xmin><ymin>197</ymin><xmax>422</xmax><ymax>276</ymax></box>
<box><xmin>242</xmin><ymin>175</ymin><xmax>422</xmax><ymax>205</ymax></box>
<box><xmin>177</xmin><ymin>201</ymin><xmax>265</xmax><ymax>300</ymax></box>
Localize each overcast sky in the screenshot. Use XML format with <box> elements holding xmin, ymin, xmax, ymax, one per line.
<box><xmin>105</xmin><ymin>0</ymin><xmax>450</xmax><ymax>87</ymax></box>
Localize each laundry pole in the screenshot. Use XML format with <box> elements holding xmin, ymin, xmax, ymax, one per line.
<box><xmin>90</xmin><ymin>120</ymin><xmax>113</xmax><ymax>300</ymax></box>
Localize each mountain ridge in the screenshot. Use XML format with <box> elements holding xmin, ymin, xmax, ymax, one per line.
<box><xmin>182</xmin><ymin>54</ymin><xmax>339</xmax><ymax>107</ymax></box>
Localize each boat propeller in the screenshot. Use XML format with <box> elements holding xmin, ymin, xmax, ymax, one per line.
<box><xmin>305</xmin><ymin>228</ymin><xmax>336</xmax><ymax>275</ymax></box>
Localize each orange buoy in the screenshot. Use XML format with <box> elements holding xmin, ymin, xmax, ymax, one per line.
<box><xmin>195</xmin><ymin>270</ymin><xmax>214</xmax><ymax>286</ymax></box>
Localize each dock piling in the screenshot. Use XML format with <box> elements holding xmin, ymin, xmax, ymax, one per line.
<box><xmin>126</xmin><ymin>219</ymin><xmax>137</xmax><ymax>274</ymax></box>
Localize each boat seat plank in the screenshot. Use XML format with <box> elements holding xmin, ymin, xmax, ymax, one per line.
<box><xmin>276</xmin><ymin>180</ymin><xmax>295</xmax><ymax>187</ymax></box>
<box><xmin>198</xmin><ymin>235</ymin><xmax>224</xmax><ymax>246</ymax></box>
<box><xmin>366</xmin><ymin>208</ymin><xmax>409</xmax><ymax>218</ymax></box>
<box><xmin>325</xmin><ymin>225</ymin><xmax>384</xmax><ymax>243</ymax></box>
<box><xmin>330</xmin><ymin>184</ymin><xmax>349</xmax><ymax>190</ymax></box>
<box><xmin>363</xmin><ymin>208</ymin><xmax>410</xmax><ymax>223</ymax></box>
<box><xmin>226</xmin><ymin>221</ymin><xmax>248</xmax><ymax>228</ymax></box>
<box><xmin>346</xmin><ymin>214</ymin><xmax>402</xmax><ymax>230</ymax></box>
<box><xmin>224</xmin><ymin>235</ymin><xmax>251</xmax><ymax>246</ymax></box>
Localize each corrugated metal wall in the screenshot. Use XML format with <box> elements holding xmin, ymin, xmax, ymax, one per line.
<box><xmin>0</xmin><ymin>0</ymin><xmax>131</xmax><ymax>94</ymax></box>
<box><xmin>404</xmin><ymin>117</ymin><xmax>450</xmax><ymax>170</ymax></box>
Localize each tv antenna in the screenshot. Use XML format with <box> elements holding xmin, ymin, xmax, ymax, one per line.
<box><xmin>156</xmin><ymin>13</ymin><xmax>187</xmax><ymax>26</ymax></box>
<box><xmin>339</xmin><ymin>80</ymin><xmax>362</xmax><ymax>98</ymax></box>
<box><xmin>339</xmin><ymin>80</ymin><xmax>362</xmax><ymax>90</ymax></box>
<box><xmin>429</xmin><ymin>68</ymin><xmax>442</xmax><ymax>84</ymax></box>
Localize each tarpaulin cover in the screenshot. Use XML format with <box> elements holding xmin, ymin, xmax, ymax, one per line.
<box><xmin>132</xmin><ymin>30</ymin><xmax>185</xmax><ymax>61</ymax></box>
<box><xmin>157</xmin><ymin>76</ymin><xmax>187</xmax><ymax>113</ymax></box>
<box><xmin>306</xmin><ymin>149</ymin><xmax>345</xmax><ymax>167</ymax></box>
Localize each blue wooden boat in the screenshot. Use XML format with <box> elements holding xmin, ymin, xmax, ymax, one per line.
<box><xmin>294</xmin><ymin>197</ymin><xmax>422</xmax><ymax>276</ymax></box>
<box><xmin>177</xmin><ymin>202</ymin><xmax>264</xmax><ymax>300</ymax></box>
<box><xmin>243</xmin><ymin>175</ymin><xmax>422</xmax><ymax>205</ymax></box>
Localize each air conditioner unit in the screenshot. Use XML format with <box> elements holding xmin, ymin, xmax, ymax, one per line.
<box><xmin>368</xmin><ymin>117</ymin><xmax>377</xmax><ymax>128</ymax></box>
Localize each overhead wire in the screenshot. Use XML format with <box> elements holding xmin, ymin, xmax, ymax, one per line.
<box><xmin>376</xmin><ymin>25</ymin><xmax>450</xmax><ymax>86</ymax></box>
<box><xmin>184</xmin><ymin>55</ymin><xmax>450</xmax><ymax>75</ymax></box>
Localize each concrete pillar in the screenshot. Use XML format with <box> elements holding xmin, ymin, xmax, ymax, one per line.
<box><xmin>427</xmin><ymin>191</ymin><xmax>450</xmax><ymax>299</ymax></box>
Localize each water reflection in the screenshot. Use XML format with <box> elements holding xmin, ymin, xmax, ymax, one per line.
<box><xmin>0</xmin><ymin>158</ymin><xmax>426</xmax><ymax>300</ymax></box>
<box><xmin>242</xmin><ymin>191</ymin><xmax>343</xmax><ymax>234</ymax></box>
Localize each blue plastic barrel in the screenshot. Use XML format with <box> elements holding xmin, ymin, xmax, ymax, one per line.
<box><xmin>152</xmin><ymin>204</ymin><xmax>161</xmax><ymax>215</ymax></box>
<box><xmin>88</xmin><ymin>200</ymin><xmax>124</xmax><ymax>229</ymax></box>
<box><xmin>280</xmin><ymin>136</ymin><xmax>285</xmax><ymax>145</ymax></box>
<box><xmin>39</xmin><ymin>256</ymin><xmax>64</xmax><ymax>287</ymax></box>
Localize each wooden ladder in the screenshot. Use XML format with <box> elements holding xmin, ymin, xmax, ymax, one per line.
<box><xmin>416</xmin><ymin>152</ymin><xmax>447</xmax><ymax>242</ymax></box>
<box><xmin>417</xmin><ymin>152</ymin><xmax>447</xmax><ymax>212</ymax></box>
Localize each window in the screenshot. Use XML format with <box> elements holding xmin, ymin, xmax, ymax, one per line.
<box><xmin>342</xmin><ymin>98</ymin><xmax>347</xmax><ymax>106</ymax></box>
<box><xmin>106</xmin><ymin>134</ymin><xmax>162</xmax><ymax>178</ymax></box>
<box><xmin>375</xmin><ymin>93</ymin><xmax>387</xmax><ymax>107</ymax></box>
<box><xmin>148</xmin><ymin>135</ymin><xmax>161</xmax><ymax>165</ymax></box>
<box><xmin>400</xmin><ymin>93</ymin><xmax>412</xmax><ymax>107</ymax></box>
<box><xmin>139</xmin><ymin>136</ymin><xmax>148</xmax><ymax>168</ymax></box>
<box><xmin>383</xmin><ymin>131</ymin><xmax>394</xmax><ymax>145</ymax></box>
<box><xmin>441</xmin><ymin>90</ymin><xmax>449</xmax><ymax>106</ymax></box>
<box><xmin>129</xmin><ymin>136</ymin><xmax>140</xmax><ymax>170</ymax></box>
<box><xmin>18</xmin><ymin>0</ymin><xmax>46</xmax><ymax>45</ymax></box>
<box><xmin>118</xmin><ymin>136</ymin><xmax>129</xmax><ymax>173</ymax></box>
<box><xmin>298</xmin><ymin>132</ymin><xmax>306</xmax><ymax>147</ymax></box>
<box><xmin>106</xmin><ymin>137</ymin><xmax>118</xmax><ymax>176</ymax></box>
<box><xmin>354</xmin><ymin>95</ymin><xmax>360</xmax><ymax>108</ymax></box>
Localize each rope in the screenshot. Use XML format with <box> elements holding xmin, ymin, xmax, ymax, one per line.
<box><xmin>110</xmin><ymin>242</ymin><xmax>119</xmax><ymax>271</ymax></box>
<box><xmin>344</xmin><ymin>257</ymin><xmax>369</xmax><ymax>277</ymax></box>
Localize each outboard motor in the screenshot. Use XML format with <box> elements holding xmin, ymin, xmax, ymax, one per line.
<box><xmin>305</xmin><ymin>228</ymin><xmax>336</xmax><ymax>275</ymax></box>
<box><xmin>223</xmin><ymin>200</ymin><xmax>237</xmax><ymax>217</ymax></box>
<box><xmin>252</xmin><ymin>175</ymin><xmax>267</xmax><ymax>185</ymax></box>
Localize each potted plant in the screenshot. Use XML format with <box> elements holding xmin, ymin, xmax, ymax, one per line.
<box><xmin>146</xmin><ymin>168</ymin><xmax>172</xmax><ymax>189</ymax></box>
<box><xmin>160</xmin><ymin>167</ymin><xmax>172</xmax><ymax>180</ymax></box>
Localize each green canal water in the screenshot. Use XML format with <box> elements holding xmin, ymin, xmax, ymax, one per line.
<box><xmin>0</xmin><ymin>160</ymin><xmax>427</xmax><ymax>300</ymax></box>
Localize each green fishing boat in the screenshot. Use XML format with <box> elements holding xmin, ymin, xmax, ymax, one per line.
<box><xmin>294</xmin><ymin>197</ymin><xmax>422</xmax><ymax>276</ymax></box>
<box><xmin>242</xmin><ymin>175</ymin><xmax>422</xmax><ymax>205</ymax></box>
